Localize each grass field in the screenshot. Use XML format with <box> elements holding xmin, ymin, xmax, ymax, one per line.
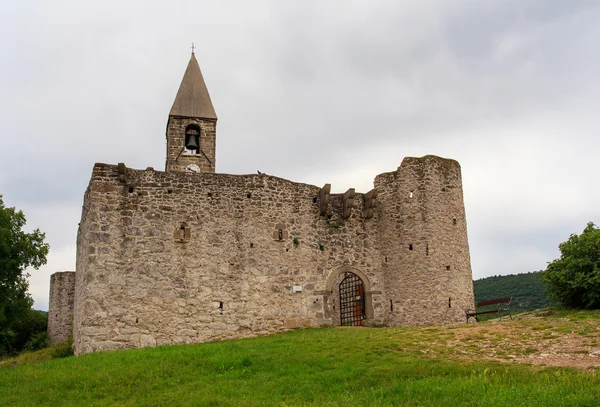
<box><xmin>1</xmin><ymin>309</ymin><xmax>599</xmax><ymax>406</ymax></box>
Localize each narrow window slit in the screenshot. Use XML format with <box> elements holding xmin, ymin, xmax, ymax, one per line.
<box><xmin>408</xmin><ymin>244</ymin><xmax>413</xmax><ymax>251</ymax></box>
<box><xmin>390</xmin><ymin>300</ymin><xmax>394</xmax><ymax>312</ymax></box>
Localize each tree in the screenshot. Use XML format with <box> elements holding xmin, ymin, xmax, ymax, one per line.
<box><xmin>0</xmin><ymin>195</ymin><xmax>49</xmax><ymax>355</ymax></box>
<box><xmin>542</xmin><ymin>222</ymin><xmax>600</xmax><ymax>309</ymax></box>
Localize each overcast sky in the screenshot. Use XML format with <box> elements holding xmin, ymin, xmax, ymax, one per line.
<box><xmin>1</xmin><ymin>0</ymin><xmax>599</xmax><ymax>310</ymax></box>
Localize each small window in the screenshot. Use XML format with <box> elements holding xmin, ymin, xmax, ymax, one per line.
<box><xmin>174</xmin><ymin>223</ymin><xmax>191</xmax><ymax>242</ymax></box>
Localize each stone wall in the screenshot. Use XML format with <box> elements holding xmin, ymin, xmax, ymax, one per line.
<box><xmin>72</xmin><ymin>155</ymin><xmax>474</xmax><ymax>355</ymax></box>
<box><xmin>73</xmin><ymin>164</ymin><xmax>385</xmax><ymax>355</ymax></box>
<box><xmin>166</xmin><ymin>117</ymin><xmax>216</xmax><ymax>173</ymax></box>
<box><xmin>47</xmin><ymin>271</ymin><xmax>76</xmax><ymax>344</ymax></box>
<box><xmin>375</xmin><ymin>155</ymin><xmax>474</xmax><ymax>325</ymax></box>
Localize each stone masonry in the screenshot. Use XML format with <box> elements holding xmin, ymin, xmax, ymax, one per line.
<box><xmin>47</xmin><ymin>271</ymin><xmax>76</xmax><ymax>344</ymax></box>
<box><xmin>49</xmin><ymin>52</ymin><xmax>475</xmax><ymax>355</ymax></box>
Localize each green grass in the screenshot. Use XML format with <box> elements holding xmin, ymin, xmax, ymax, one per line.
<box><xmin>1</xmin><ymin>310</ymin><xmax>599</xmax><ymax>406</ymax></box>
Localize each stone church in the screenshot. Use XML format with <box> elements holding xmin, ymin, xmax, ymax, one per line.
<box><xmin>47</xmin><ymin>52</ymin><xmax>475</xmax><ymax>355</ymax></box>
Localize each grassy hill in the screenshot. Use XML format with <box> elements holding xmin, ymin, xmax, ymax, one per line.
<box><xmin>1</xmin><ymin>309</ymin><xmax>599</xmax><ymax>406</ymax></box>
<box><xmin>474</xmin><ymin>271</ymin><xmax>552</xmax><ymax>314</ymax></box>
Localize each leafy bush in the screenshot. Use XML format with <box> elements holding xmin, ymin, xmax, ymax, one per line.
<box><xmin>50</xmin><ymin>337</ymin><xmax>74</xmax><ymax>359</ymax></box>
<box><xmin>542</xmin><ymin>222</ymin><xmax>600</xmax><ymax>309</ymax></box>
<box><xmin>24</xmin><ymin>331</ymin><xmax>49</xmax><ymax>351</ymax></box>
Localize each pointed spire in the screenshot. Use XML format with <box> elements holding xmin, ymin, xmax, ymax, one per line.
<box><xmin>169</xmin><ymin>52</ymin><xmax>217</xmax><ymax>119</ymax></box>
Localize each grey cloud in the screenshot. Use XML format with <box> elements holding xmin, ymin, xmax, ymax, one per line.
<box><xmin>1</xmin><ymin>1</ymin><xmax>599</xmax><ymax>308</ymax></box>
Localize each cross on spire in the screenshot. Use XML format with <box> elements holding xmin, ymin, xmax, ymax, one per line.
<box><xmin>191</xmin><ymin>42</ymin><xmax>195</xmax><ymax>54</ymax></box>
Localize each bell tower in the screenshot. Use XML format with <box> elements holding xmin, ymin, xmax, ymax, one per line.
<box><xmin>166</xmin><ymin>51</ymin><xmax>217</xmax><ymax>173</ymax></box>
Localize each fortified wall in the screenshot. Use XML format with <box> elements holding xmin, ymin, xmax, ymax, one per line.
<box><xmin>71</xmin><ymin>155</ymin><xmax>473</xmax><ymax>355</ymax></box>
<box><xmin>48</xmin><ymin>51</ymin><xmax>475</xmax><ymax>355</ymax></box>
<box><xmin>47</xmin><ymin>271</ymin><xmax>76</xmax><ymax>344</ymax></box>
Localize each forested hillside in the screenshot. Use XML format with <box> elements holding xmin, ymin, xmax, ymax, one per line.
<box><xmin>473</xmin><ymin>271</ymin><xmax>552</xmax><ymax>314</ymax></box>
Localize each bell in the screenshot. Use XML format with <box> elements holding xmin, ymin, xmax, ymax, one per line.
<box><xmin>185</xmin><ymin>134</ymin><xmax>199</xmax><ymax>150</ymax></box>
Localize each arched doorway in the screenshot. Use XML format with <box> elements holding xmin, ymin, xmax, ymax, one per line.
<box><xmin>323</xmin><ymin>266</ymin><xmax>373</xmax><ymax>327</ymax></box>
<box><xmin>339</xmin><ymin>272</ymin><xmax>366</xmax><ymax>326</ymax></box>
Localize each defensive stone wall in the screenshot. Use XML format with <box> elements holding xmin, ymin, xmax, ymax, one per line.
<box><xmin>47</xmin><ymin>271</ymin><xmax>76</xmax><ymax>344</ymax></box>
<box><xmin>72</xmin><ymin>155</ymin><xmax>474</xmax><ymax>355</ymax></box>
<box><xmin>73</xmin><ymin>164</ymin><xmax>385</xmax><ymax>355</ymax></box>
<box><xmin>375</xmin><ymin>155</ymin><xmax>474</xmax><ymax>325</ymax></box>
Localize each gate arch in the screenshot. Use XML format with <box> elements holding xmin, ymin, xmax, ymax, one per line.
<box><xmin>324</xmin><ymin>266</ymin><xmax>373</xmax><ymax>326</ymax></box>
<box><xmin>339</xmin><ymin>272</ymin><xmax>366</xmax><ymax>326</ymax></box>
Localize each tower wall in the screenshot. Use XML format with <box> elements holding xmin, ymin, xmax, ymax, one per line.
<box><xmin>47</xmin><ymin>271</ymin><xmax>76</xmax><ymax>344</ymax></box>
<box><xmin>165</xmin><ymin>117</ymin><xmax>216</xmax><ymax>173</ymax></box>
<box><xmin>375</xmin><ymin>155</ymin><xmax>474</xmax><ymax>325</ymax></box>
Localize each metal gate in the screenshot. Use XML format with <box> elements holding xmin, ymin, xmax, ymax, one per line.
<box><xmin>339</xmin><ymin>272</ymin><xmax>366</xmax><ymax>326</ymax></box>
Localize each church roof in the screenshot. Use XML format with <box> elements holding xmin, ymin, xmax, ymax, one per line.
<box><xmin>169</xmin><ymin>53</ymin><xmax>217</xmax><ymax>119</ymax></box>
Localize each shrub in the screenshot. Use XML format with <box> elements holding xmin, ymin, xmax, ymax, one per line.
<box><xmin>24</xmin><ymin>331</ymin><xmax>49</xmax><ymax>351</ymax></box>
<box><xmin>50</xmin><ymin>336</ymin><xmax>74</xmax><ymax>359</ymax></box>
<box><xmin>542</xmin><ymin>222</ymin><xmax>600</xmax><ymax>309</ymax></box>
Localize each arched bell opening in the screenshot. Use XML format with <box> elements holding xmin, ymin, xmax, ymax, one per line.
<box><xmin>184</xmin><ymin>124</ymin><xmax>201</xmax><ymax>155</ymax></box>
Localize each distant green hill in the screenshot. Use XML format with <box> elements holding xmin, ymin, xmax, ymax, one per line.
<box><xmin>473</xmin><ymin>271</ymin><xmax>552</xmax><ymax>314</ymax></box>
